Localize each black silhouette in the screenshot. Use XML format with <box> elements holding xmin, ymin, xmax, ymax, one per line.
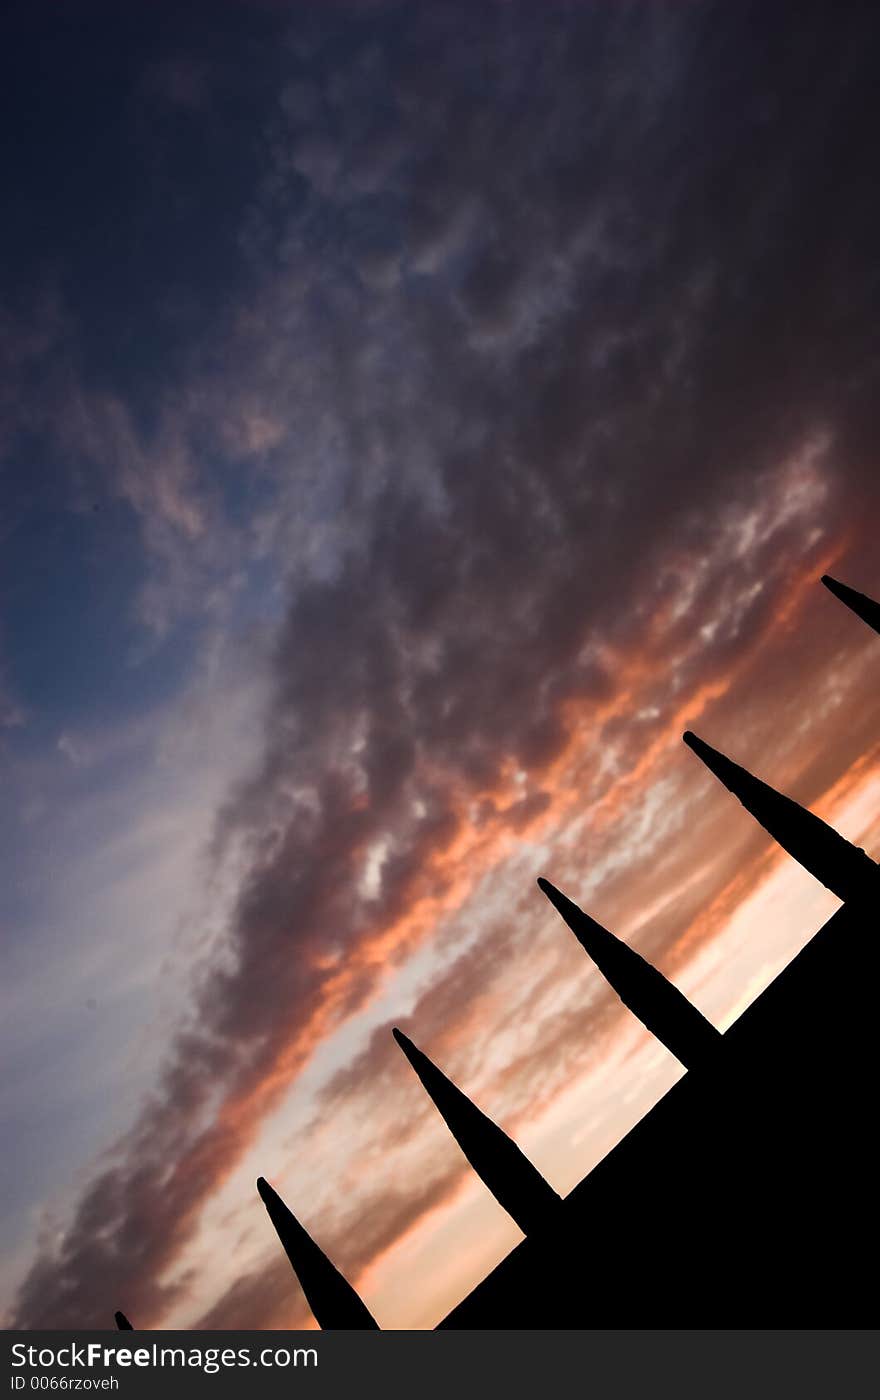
<box><xmin>392</xmin><ymin>1027</ymin><xmax>562</xmax><ymax>1235</ymax></box>
<box><xmin>112</xmin><ymin>575</ymin><xmax>879</xmax><ymax>1329</ymax></box>
<box><xmin>114</xmin><ymin>1311</ymin><xmax>133</xmax><ymax>1331</ymax></box>
<box><xmin>256</xmin><ymin>1176</ymin><xmax>379</xmax><ymax>1329</ymax></box>
<box><xmin>441</xmin><ymin>585</ymin><xmax>879</xmax><ymax>1325</ymax></box>
<box><xmin>443</xmin><ymin>893</ymin><xmax>879</xmax><ymax>1325</ymax></box>
<box><xmin>822</xmin><ymin>573</ymin><xmax>880</xmax><ymax>635</ymax></box>
<box><xmin>682</xmin><ymin>730</ymin><xmax>878</xmax><ymax>902</ymax></box>
<box><xmin>537</xmin><ymin>878</ymin><xmax>723</xmax><ymax>1070</ymax></box>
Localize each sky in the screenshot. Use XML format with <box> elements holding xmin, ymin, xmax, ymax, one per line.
<box><xmin>2</xmin><ymin>0</ymin><xmax>879</xmax><ymax>1331</ymax></box>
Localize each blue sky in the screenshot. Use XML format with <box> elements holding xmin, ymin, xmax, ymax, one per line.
<box><xmin>2</xmin><ymin>0</ymin><xmax>880</xmax><ymax>1329</ymax></box>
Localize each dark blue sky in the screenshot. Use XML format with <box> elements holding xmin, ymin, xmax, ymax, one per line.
<box><xmin>3</xmin><ymin>0</ymin><xmax>880</xmax><ymax>1332</ymax></box>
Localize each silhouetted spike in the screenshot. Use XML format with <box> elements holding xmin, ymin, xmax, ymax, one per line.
<box><xmin>822</xmin><ymin>574</ymin><xmax>880</xmax><ymax>636</ymax></box>
<box><xmin>256</xmin><ymin>1177</ymin><xmax>379</xmax><ymax>1330</ymax></box>
<box><xmin>537</xmin><ymin>878</ymin><xmax>722</xmax><ymax>1071</ymax></box>
<box><xmin>683</xmin><ymin>730</ymin><xmax>878</xmax><ymax>904</ymax></box>
<box><xmin>114</xmin><ymin>1311</ymin><xmax>133</xmax><ymax>1331</ymax></box>
<box><xmin>392</xmin><ymin>1028</ymin><xmax>562</xmax><ymax>1235</ymax></box>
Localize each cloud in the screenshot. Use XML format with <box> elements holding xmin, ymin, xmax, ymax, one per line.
<box><xmin>7</xmin><ymin>0</ymin><xmax>880</xmax><ymax>1329</ymax></box>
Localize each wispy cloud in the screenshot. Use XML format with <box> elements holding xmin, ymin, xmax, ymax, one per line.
<box><xmin>4</xmin><ymin>0</ymin><xmax>880</xmax><ymax>1331</ymax></box>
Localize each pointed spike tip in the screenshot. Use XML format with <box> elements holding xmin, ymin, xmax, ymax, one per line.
<box><xmin>114</xmin><ymin>1311</ymin><xmax>133</xmax><ymax>1331</ymax></box>
<box><xmin>683</xmin><ymin>727</ymin><xmax>878</xmax><ymax>903</ymax></box>
<box><xmin>256</xmin><ymin>1173</ymin><xmax>379</xmax><ymax>1329</ymax></box>
<box><xmin>821</xmin><ymin>573</ymin><xmax>847</xmax><ymax>598</ymax></box>
<box><xmin>682</xmin><ymin>730</ymin><xmax>725</xmax><ymax>770</ymax></box>
<box><xmin>392</xmin><ymin>1026</ymin><xmax>417</xmax><ymax>1061</ymax></box>
<box><xmin>538</xmin><ymin>877</ymin><xmax>604</xmax><ymax>940</ymax></box>
<box><xmin>536</xmin><ymin>875</ymin><xmax>568</xmax><ymax>913</ymax></box>
<box><xmin>820</xmin><ymin>573</ymin><xmax>880</xmax><ymax>635</ymax></box>
<box><xmin>540</xmin><ymin>873</ymin><xmax>722</xmax><ymax>1070</ymax></box>
<box><xmin>392</xmin><ymin>1012</ymin><xmax>562</xmax><ymax>1234</ymax></box>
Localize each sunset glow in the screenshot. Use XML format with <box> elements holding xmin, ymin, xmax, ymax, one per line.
<box><xmin>2</xmin><ymin>1</ymin><xmax>878</xmax><ymax>1332</ymax></box>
